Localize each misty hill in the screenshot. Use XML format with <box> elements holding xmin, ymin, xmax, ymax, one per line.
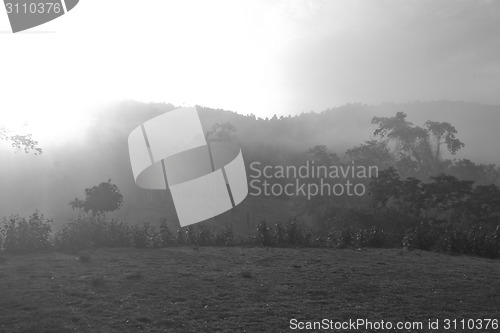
<box><xmin>0</xmin><ymin>100</ymin><xmax>499</xmax><ymax>228</ymax></box>
<box><xmin>196</xmin><ymin>100</ymin><xmax>500</xmax><ymax>166</ymax></box>
<box><xmin>83</xmin><ymin>99</ymin><xmax>500</xmax><ymax>166</ymax></box>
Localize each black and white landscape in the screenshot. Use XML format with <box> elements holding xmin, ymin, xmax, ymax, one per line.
<box><xmin>0</xmin><ymin>1</ymin><xmax>499</xmax><ymax>332</ymax></box>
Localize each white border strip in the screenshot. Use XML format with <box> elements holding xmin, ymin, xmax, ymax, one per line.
<box><xmin>61</xmin><ymin>0</ymin><xmax>68</xmax><ymax>14</ymax></box>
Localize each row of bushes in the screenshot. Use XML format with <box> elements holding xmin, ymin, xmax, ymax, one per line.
<box><xmin>250</xmin><ymin>219</ymin><xmax>499</xmax><ymax>258</ymax></box>
<box><xmin>54</xmin><ymin>216</ymin><xmax>235</xmax><ymax>252</ymax></box>
<box><xmin>403</xmin><ymin>221</ymin><xmax>500</xmax><ymax>257</ymax></box>
<box><xmin>252</xmin><ymin>220</ymin><xmax>400</xmax><ymax>249</ymax></box>
<box><xmin>0</xmin><ymin>213</ymin><xmax>235</xmax><ymax>254</ymax></box>
<box><xmin>251</xmin><ymin>219</ymin><xmax>313</xmax><ymax>247</ymax></box>
<box><xmin>1</xmin><ymin>211</ymin><xmax>498</xmax><ymax>258</ymax></box>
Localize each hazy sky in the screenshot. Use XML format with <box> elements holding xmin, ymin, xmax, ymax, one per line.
<box><xmin>1</xmin><ymin>0</ymin><xmax>499</xmax><ymax>143</ymax></box>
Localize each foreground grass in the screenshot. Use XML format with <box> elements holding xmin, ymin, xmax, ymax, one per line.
<box><xmin>0</xmin><ymin>247</ymin><xmax>498</xmax><ymax>332</ymax></box>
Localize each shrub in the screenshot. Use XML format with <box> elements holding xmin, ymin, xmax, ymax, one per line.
<box><xmin>273</xmin><ymin>222</ymin><xmax>285</xmax><ymax>246</ymax></box>
<box><xmin>176</xmin><ymin>227</ymin><xmax>186</xmax><ymax>245</ymax></box>
<box><xmin>353</xmin><ymin>228</ymin><xmax>390</xmax><ymax>248</ymax></box>
<box><xmin>402</xmin><ymin>220</ymin><xmax>435</xmax><ymax>251</ymax></box>
<box><xmin>327</xmin><ymin>228</ymin><xmax>355</xmax><ymax>248</ymax></box>
<box><xmin>284</xmin><ymin>219</ymin><xmax>305</xmax><ymax>246</ymax></box>
<box><xmin>54</xmin><ymin>215</ymin><xmax>108</xmax><ymax>251</ymax></box>
<box><xmin>214</xmin><ymin>226</ymin><xmax>234</xmax><ymax>247</ymax></box>
<box><xmin>367</xmin><ymin>228</ymin><xmax>390</xmax><ymax>247</ymax></box>
<box><xmin>54</xmin><ymin>216</ymin><xmax>181</xmax><ymax>251</ymax></box>
<box><xmin>480</xmin><ymin>225</ymin><xmax>500</xmax><ymax>258</ymax></box>
<box><xmin>54</xmin><ymin>215</ymin><xmax>134</xmax><ymax>251</ymax></box>
<box><xmin>446</xmin><ymin>223</ymin><xmax>500</xmax><ymax>258</ymax></box>
<box><xmin>253</xmin><ymin>220</ymin><xmax>274</xmax><ymax>246</ymax></box>
<box><xmin>159</xmin><ymin>220</ymin><xmax>175</xmax><ymax>247</ymax></box>
<box><xmin>439</xmin><ymin>226</ymin><xmax>469</xmax><ymax>254</ymax></box>
<box><xmin>186</xmin><ymin>225</ymin><xmax>197</xmax><ymax>245</ymax></box>
<box><xmin>467</xmin><ymin>224</ymin><xmax>499</xmax><ymax>257</ymax></box>
<box><xmin>314</xmin><ymin>236</ymin><xmax>327</xmax><ymax>248</ymax></box>
<box><xmin>131</xmin><ymin>224</ymin><xmax>151</xmax><ymax>249</ymax></box>
<box><xmin>304</xmin><ymin>228</ymin><xmax>313</xmax><ymax>247</ymax></box>
<box><xmin>1</xmin><ymin>211</ymin><xmax>52</xmax><ymax>254</ymax></box>
<box><xmin>103</xmin><ymin>219</ymin><xmax>132</xmax><ymax>247</ymax></box>
<box><xmin>252</xmin><ymin>219</ymin><xmax>311</xmax><ymax>247</ymax></box>
<box><xmin>197</xmin><ymin>225</ymin><xmax>213</xmax><ymax>246</ymax></box>
<box><xmin>401</xmin><ymin>221</ymin><xmax>499</xmax><ymax>258</ymax></box>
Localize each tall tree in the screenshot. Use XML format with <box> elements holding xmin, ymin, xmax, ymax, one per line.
<box><xmin>372</xmin><ymin>112</ymin><xmax>464</xmax><ymax>177</ymax></box>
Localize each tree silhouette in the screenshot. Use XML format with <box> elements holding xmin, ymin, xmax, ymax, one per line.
<box><xmin>372</xmin><ymin>112</ymin><xmax>464</xmax><ymax>177</ymax></box>
<box><xmin>70</xmin><ymin>179</ymin><xmax>123</xmax><ymax>216</ymax></box>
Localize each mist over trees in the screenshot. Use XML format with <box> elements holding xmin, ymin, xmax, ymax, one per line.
<box><xmin>371</xmin><ymin>112</ymin><xmax>464</xmax><ymax>177</ymax></box>
<box><xmin>0</xmin><ymin>100</ymin><xmax>499</xmax><ymax>257</ymax></box>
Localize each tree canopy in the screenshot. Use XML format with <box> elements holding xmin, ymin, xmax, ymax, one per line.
<box><xmin>70</xmin><ymin>180</ymin><xmax>123</xmax><ymax>216</ymax></box>
<box><xmin>372</xmin><ymin>112</ymin><xmax>464</xmax><ymax>177</ymax></box>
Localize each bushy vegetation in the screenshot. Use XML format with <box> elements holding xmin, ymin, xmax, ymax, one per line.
<box><xmin>370</xmin><ymin>169</ymin><xmax>500</xmax><ymax>258</ymax></box>
<box><xmin>251</xmin><ymin>219</ymin><xmax>313</xmax><ymax>247</ymax></box>
<box><xmin>0</xmin><ymin>209</ymin><xmax>237</xmax><ymax>254</ymax></box>
<box><xmin>53</xmin><ymin>215</ymin><xmax>236</xmax><ymax>251</ymax></box>
<box><xmin>1</xmin><ymin>206</ymin><xmax>497</xmax><ymax>258</ymax></box>
<box><xmin>248</xmin><ymin>172</ymin><xmax>500</xmax><ymax>258</ymax></box>
<box><xmin>403</xmin><ymin>222</ymin><xmax>499</xmax><ymax>257</ymax></box>
<box><xmin>54</xmin><ymin>215</ymin><xmax>131</xmax><ymax>251</ymax></box>
<box><xmin>288</xmin><ymin>111</ymin><xmax>499</xmax><ymax>257</ymax></box>
<box><xmin>252</xmin><ymin>217</ymin><xmax>400</xmax><ymax>250</ymax></box>
<box><xmin>0</xmin><ymin>211</ymin><xmax>52</xmax><ymax>254</ymax></box>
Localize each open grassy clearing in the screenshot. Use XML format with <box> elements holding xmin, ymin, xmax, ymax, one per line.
<box><xmin>0</xmin><ymin>247</ymin><xmax>498</xmax><ymax>332</ymax></box>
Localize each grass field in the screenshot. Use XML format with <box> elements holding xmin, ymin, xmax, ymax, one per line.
<box><xmin>0</xmin><ymin>247</ymin><xmax>498</xmax><ymax>332</ymax></box>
